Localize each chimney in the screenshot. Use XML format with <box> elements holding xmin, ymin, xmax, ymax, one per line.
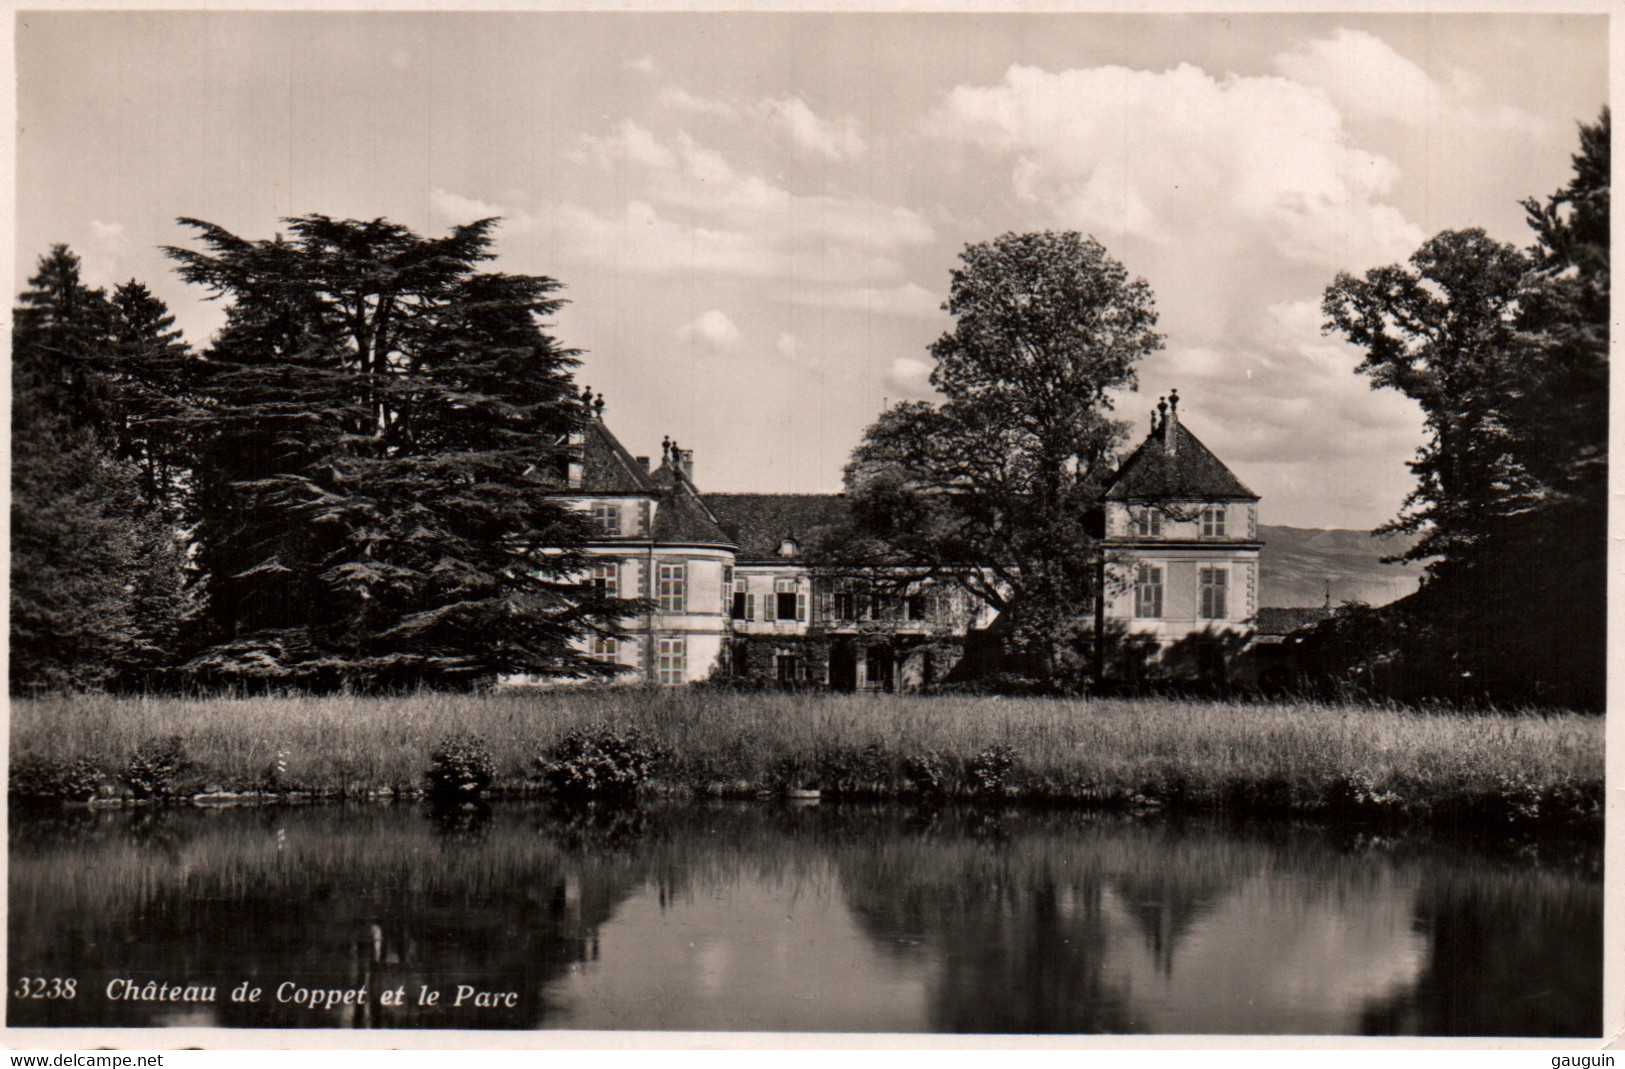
<box><xmin>1163</xmin><ymin>388</ymin><xmax>1180</xmax><ymax>454</ymax></box>
<box><xmin>635</xmin><ymin>455</ymin><xmax>650</xmax><ymax>473</ymax></box>
<box><xmin>678</xmin><ymin>448</ymin><xmax>694</xmax><ymax>481</ymax></box>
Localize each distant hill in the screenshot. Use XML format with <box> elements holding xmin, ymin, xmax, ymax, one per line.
<box><xmin>1257</xmin><ymin>525</ymin><xmax>1423</xmax><ymax>609</ymax></box>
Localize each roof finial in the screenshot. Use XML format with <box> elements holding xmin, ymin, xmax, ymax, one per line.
<box><xmin>580</xmin><ymin>384</ymin><xmax>593</xmax><ymax>407</ymax></box>
<box><xmin>593</xmin><ymin>392</ymin><xmax>605</xmax><ymax>419</ymax></box>
<box><xmin>1168</xmin><ymin>388</ymin><xmax>1179</xmax><ymax>417</ymax></box>
<box><xmin>662</xmin><ymin>435</ymin><xmax>671</xmax><ymax>461</ymax></box>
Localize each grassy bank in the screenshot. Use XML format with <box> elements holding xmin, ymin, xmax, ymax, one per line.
<box><xmin>9</xmin><ymin>689</ymin><xmax>1603</xmax><ymax>831</ymax></box>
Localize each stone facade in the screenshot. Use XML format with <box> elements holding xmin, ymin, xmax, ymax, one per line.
<box><xmin>511</xmin><ymin>389</ymin><xmax>1260</xmax><ymax>688</ymax></box>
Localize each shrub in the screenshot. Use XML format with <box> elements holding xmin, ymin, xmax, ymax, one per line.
<box><xmin>771</xmin><ymin>754</ymin><xmax>816</xmax><ymax>791</ymax></box>
<box><xmin>424</xmin><ymin>733</ymin><xmax>496</xmax><ymax>801</ymax></box>
<box><xmin>536</xmin><ymin>724</ymin><xmax>661</xmax><ymax>796</ymax></box>
<box><xmin>966</xmin><ymin>743</ymin><xmax>1019</xmax><ymax>796</ymax></box>
<box><xmin>1323</xmin><ymin>769</ymin><xmax>1403</xmax><ymax>815</ymax></box>
<box><xmin>123</xmin><ymin>736</ymin><xmax>190</xmax><ymax>799</ymax></box>
<box><xmin>817</xmin><ymin>742</ymin><xmax>896</xmax><ymax>796</ymax></box>
<box><xmin>10</xmin><ymin>754</ymin><xmax>105</xmax><ymax>803</ymax></box>
<box><xmin>901</xmin><ymin>750</ymin><xmax>950</xmax><ymax>797</ymax></box>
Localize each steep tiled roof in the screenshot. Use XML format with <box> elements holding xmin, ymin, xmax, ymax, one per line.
<box><xmin>703</xmin><ymin>494</ymin><xmax>850</xmax><ymax>562</ymax></box>
<box><xmin>649</xmin><ymin>480</ymin><xmax>735</xmax><ymax>546</ymax></box>
<box><xmin>1255</xmin><ymin>606</ymin><xmax>1332</xmax><ymax>636</ymax></box>
<box><xmin>1103</xmin><ymin>419</ymin><xmax>1257</xmax><ymax>502</ymax></box>
<box><xmin>579</xmin><ymin>420</ymin><xmax>659</xmax><ymax>494</ymax></box>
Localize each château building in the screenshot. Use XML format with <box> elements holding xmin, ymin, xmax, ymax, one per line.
<box><xmin>518</xmin><ymin>389</ymin><xmax>1260</xmax><ymax>689</ymax></box>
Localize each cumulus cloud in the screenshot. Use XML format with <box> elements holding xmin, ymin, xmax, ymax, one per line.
<box><xmin>677</xmin><ymin>309</ymin><xmax>742</xmax><ymax>351</ymax></box>
<box><xmin>89</xmin><ymin>219</ymin><xmax>129</xmax><ymax>251</ymax></box>
<box><xmin>933</xmin><ymin>62</ymin><xmax>1423</xmax><ymax>270</ymax></box>
<box><xmin>657</xmin><ymin>84</ymin><xmax>865</xmax><ymax>160</ymax></box>
<box><xmin>80</xmin><ymin>219</ymin><xmax>132</xmax><ymax>287</ymax></box>
<box><xmin>774</xmin><ymin>331</ymin><xmax>825</xmax><ymax>370</ymax></box>
<box><xmin>560</xmin><ymin>128</ymin><xmax>931</xmax><ymax>286</ymax></box>
<box><xmin>1126</xmin><ymin>298</ymin><xmax>1421</xmax><ymax>483</ymax></box>
<box><xmin>431</xmin><ymin>187</ymin><xmax>511</xmax><ymax>223</ymax></box>
<box><xmin>1274</xmin><ymin>29</ymin><xmax>1539</xmax><ymax>133</ymax></box>
<box><xmin>763</xmin><ymin>96</ymin><xmax>866</xmax><ymax>160</ymax></box>
<box><xmin>581</xmin><ymin>120</ymin><xmax>678</xmax><ymax>172</ymax></box>
<box><xmin>886</xmin><ymin>356</ymin><xmax>934</xmax><ymax>395</ymax></box>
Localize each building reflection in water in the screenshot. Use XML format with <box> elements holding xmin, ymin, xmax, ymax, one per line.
<box><xmin>8</xmin><ymin>801</ymin><xmax>1601</xmax><ymax>1036</ymax></box>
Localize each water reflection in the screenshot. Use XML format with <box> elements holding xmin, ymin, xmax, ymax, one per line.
<box><xmin>9</xmin><ymin>801</ymin><xmax>1600</xmax><ymax>1035</ymax></box>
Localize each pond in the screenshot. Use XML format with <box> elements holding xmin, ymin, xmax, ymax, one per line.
<box><xmin>9</xmin><ymin>800</ymin><xmax>1601</xmax><ymax>1036</ymax></box>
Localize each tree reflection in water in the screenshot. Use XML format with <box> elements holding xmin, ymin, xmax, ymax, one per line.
<box><xmin>8</xmin><ymin>801</ymin><xmax>1601</xmax><ymax>1035</ymax></box>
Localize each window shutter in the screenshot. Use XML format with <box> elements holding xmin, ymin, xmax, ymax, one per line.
<box><xmin>797</xmin><ymin>591</ymin><xmax>807</xmax><ymax>622</ymax></box>
<box><xmin>747</xmin><ymin>593</ymin><xmax>756</xmax><ymax>621</ymax></box>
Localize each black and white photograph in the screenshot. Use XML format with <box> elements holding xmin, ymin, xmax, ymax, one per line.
<box><xmin>5</xmin><ymin>3</ymin><xmax>1610</xmax><ymax>1049</ymax></box>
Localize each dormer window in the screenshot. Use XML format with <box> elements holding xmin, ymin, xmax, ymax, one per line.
<box><xmin>1201</xmin><ymin>506</ymin><xmax>1227</xmax><ymax>538</ymax></box>
<box><xmin>1130</xmin><ymin>507</ymin><xmax>1163</xmax><ymax>538</ymax></box>
<box><xmin>778</xmin><ymin>537</ymin><xmax>800</xmax><ymax>558</ymax></box>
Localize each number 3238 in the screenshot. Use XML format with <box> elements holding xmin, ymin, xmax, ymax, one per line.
<box><xmin>14</xmin><ymin>977</ymin><xmax>77</xmax><ymax>999</ymax></box>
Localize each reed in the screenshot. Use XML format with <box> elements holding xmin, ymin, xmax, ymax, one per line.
<box><xmin>9</xmin><ymin>688</ymin><xmax>1602</xmax><ymax>828</ymax></box>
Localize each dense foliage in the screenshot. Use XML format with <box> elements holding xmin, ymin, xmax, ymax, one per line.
<box><xmin>10</xmin><ymin>247</ymin><xmax>189</xmax><ymax>693</ymax></box>
<box><xmin>12</xmin><ymin>216</ymin><xmax>630</xmax><ymax>693</ymax></box>
<box><xmin>158</xmin><ymin>214</ymin><xmax>631</xmax><ymax>689</ymax></box>
<box><xmin>828</xmin><ymin>231</ymin><xmax>1162</xmax><ymax>677</ymax></box>
<box><xmin>1318</xmin><ymin>110</ymin><xmax>1608</xmax><ymax>708</ymax></box>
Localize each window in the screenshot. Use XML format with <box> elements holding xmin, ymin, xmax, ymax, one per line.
<box><xmin>591</xmin><ymin>562</ymin><xmax>618</xmax><ymax>599</ymax></box>
<box><xmin>591</xmin><ymin>502</ymin><xmax>621</xmax><ymax>536</ymax></box>
<box><xmin>1200</xmin><ymin>566</ymin><xmax>1228</xmax><ymax>619</ymax></box>
<box><xmin>1201</xmin><ymin>506</ymin><xmax>1227</xmax><ymax>538</ymax></box>
<box><xmin>1134</xmin><ymin>565</ymin><xmax>1164</xmax><ymax>619</ymax></box>
<box><xmin>658</xmin><ymin>562</ymin><xmax>686</xmax><ymax>613</ymax></box>
<box><xmin>776</xmin><ymin>652</ymin><xmax>802</xmax><ymax>683</ymax></box>
<box><xmin>722</xmin><ymin>566</ymin><xmax>733</xmax><ymax>612</ymax></box>
<box><xmin>1131</xmin><ymin>507</ymin><xmax>1163</xmax><ymax>538</ymax></box>
<box><xmin>775</xmin><ymin>578</ymin><xmax>805</xmax><ymax>622</ymax></box>
<box><xmin>731</xmin><ymin>579</ymin><xmax>753</xmax><ymax>621</ymax></box>
<box><xmin>905</xmin><ymin>592</ymin><xmax>930</xmax><ymax>621</ymax></box>
<box><xmin>590</xmin><ymin>635</ymin><xmax>618</xmax><ymax>662</ymax></box>
<box><xmin>657</xmin><ymin>637</ymin><xmax>685</xmax><ymax>684</ymax></box>
<box><xmin>833</xmin><ymin>590</ymin><xmax>865</xmax><ymax>621</ymax></box>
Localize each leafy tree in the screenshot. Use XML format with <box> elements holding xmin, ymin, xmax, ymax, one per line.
<box><xmin>164</xmin><ymin>215</ymin><xmax>622</xmax><ymax>689</ymax></box>
<box><xmin>830</xmin><ymin>231</ymin><xmax>1162</xmax><ymax>678</ymax></box>
<box><xmin>1320</xmin><ymin>110</ymin><xmax>1608</xmax><ymax>708</ymax></box>
<box><xmin>10</xmin><ymin>247</ymin><xmax>187</xmax><ymax>692</ymax></box>
<box><xmin>1322</xmin><ymin>228</ymin><xmax>1531</xmax><ymax>562</ymax></box>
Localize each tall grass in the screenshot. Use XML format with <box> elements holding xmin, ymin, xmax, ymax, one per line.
<box><xmin>9</xmin><ymin>689</ymin><xmax>1603</xmax><ymax>827</ymax></box>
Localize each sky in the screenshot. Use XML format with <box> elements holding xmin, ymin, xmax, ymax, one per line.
<box><xmin>11</xmin><ymin>9</ymin><xmax>1609</xmax><ymax>528</ymax></box>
